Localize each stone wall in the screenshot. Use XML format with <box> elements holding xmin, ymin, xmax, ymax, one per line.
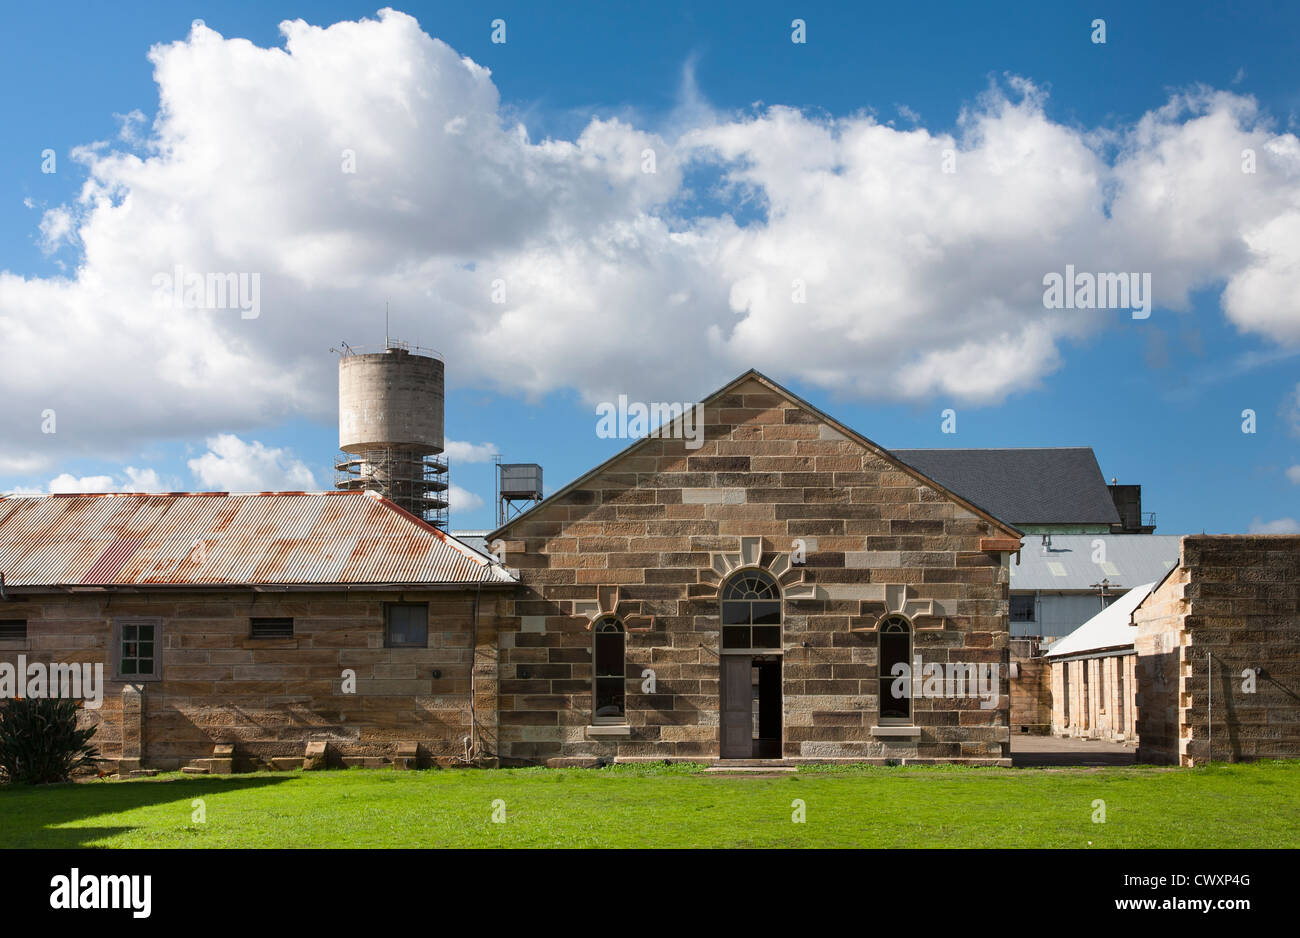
<box><xmin>1135</xmin><ymin>535</ymin><xmax>1300</xmax><ymax>766</ymax></box>
<box><xmin>1050</xmin><ymin>654</ymin><xmax>1137</xmax><ymax>743</ymax></box>
<box><xmin>494</xmin><ymin>377</ymin><xmax>1015</xmax><ymax>766</ymax></box>
<box><xmin>1009</xmin><ymin>639</ymin><xmax>1051</xmax><ymax>735</ymax></box>
<box><xmin>1132</xmin><ymin>564</ymin><xmax>1188</xmax><ymax>762</ymax></box>
<box><xmin>0</xmin><ymin>588</ymin><xmax>500</xmax><ymax>770</ymax></box>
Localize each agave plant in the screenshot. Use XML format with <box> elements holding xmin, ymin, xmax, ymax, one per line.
<box><xmin>0</xmin><ymin>697</ymin><xmax>100</xmax><ymax>785</ymax></box>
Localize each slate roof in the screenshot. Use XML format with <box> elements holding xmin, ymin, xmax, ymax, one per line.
<box><xmin>890</xmin><ymin>447</ymin><xmax>1122</xmax><ymax>527</ymax></box>
<box><xmin>1046</xmin><ymin>582</ymin><xmax>1156</xmax><ymax>658</ymax></box>
<box><xmin>0</xmin><ymin>491</ymin><xmax>516</xmax><ymax>589</ymax></box>
<box><xmin>1009</xmin><ymin>534</ymin><xmax>1181</xmax><ymax>592</ymax></box>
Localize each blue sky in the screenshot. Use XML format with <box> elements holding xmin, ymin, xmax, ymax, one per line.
<box><xmin>1</xmin><ymin>1</ymin><xmax>1297</xmax><ymax>534</ymax></box>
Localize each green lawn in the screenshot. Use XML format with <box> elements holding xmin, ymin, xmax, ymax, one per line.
<box><xmin>2</xmin><ymin>761</ymin><xmax>1297</xmax><ymax>848</ymax></box>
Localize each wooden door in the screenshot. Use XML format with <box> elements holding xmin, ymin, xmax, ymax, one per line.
<box><xmin>720</xmin><ymin>655</ymin><xmax>752</xmax><ymax>759</ymax></box>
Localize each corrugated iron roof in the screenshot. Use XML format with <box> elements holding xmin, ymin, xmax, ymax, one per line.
<box><xmin>0</xmin><ymin>491</ymin><xmax>516</xmax><ymax>588</ymax></box>
<box><xmin>1010</xmin><ymin>534</ymin><xmax>1181</xmax><ymax>591</ymax></box>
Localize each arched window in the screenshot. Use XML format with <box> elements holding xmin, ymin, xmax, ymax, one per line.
<box><xmin>878</xmin><ymin>616</ymin><xmax>912</xmax><ymax>724</ymax></box>
<box><xmin>721</xmin><ymin>569</ymin><xmax>782</xmax><ymax>650</ymax></box>
<box><xmin>593</xmin><ymin>617</ymin><xmax>625</xmax><ymax>724</ymax></box>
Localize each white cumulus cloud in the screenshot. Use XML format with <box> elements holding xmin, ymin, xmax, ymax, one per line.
<box><xmin>448</xmin><ymin>483</ymin><xmax>484</xmax><ymax>513</ymax></box>
<box><xmin>187</xmin><ymin>434</ymin><xmax>318</xmax><ymax>491</ymax></box>
<box><xmin>2</xmin><ymin>10</ymin><xmax>1299</xmax><ymax>478</ymax></box>
<box><xmin>46</xmin><ymin>474</ymin><xmax>115</xmax><ymax>494</ymax></box>
<box><xmin>1248</xmin><ymin>517</ymin><xmax>1300</xmax><ymax>534</ymax></box>
<box><xmin>41</xmin><ymin>466</ymin><xmax>166</xmax><ymax>494</ymax></box>
<box><xmin>444</xmin><ymin>440</ymin><xmax>500</xmax><ymax>463</ymax></box>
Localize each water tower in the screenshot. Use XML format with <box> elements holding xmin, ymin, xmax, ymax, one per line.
<box><xmin>496</xmin><ymin>460</ymin><xmax>543</xmax><ymax>527</ymax></box>
<box><xmin>334</xmin><ymin>342</ymin><xmax>449</xmax><ymax>528</ymax></box>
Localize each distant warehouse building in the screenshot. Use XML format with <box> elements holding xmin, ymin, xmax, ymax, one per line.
<box><xmin>1044</xmin><ymin>582</ymin><xmax>1156</xmax><ymax>744</ymax></box>
<box><xmin>1009</xmin><ymin>535</ymin><xmax>1180</xmax><ymax>642</ymax></box>
<box><xmin>894</xmin><ymin>447</ymin><xmax>1126</xmax><ymax>536</ymax></box>
<box><xmin>894</xmin><ymin>447</ymin><xmax>1177</xmax><ymax>642</ymax></box>
<box><xmin>894</xmin><ymin>448</ymin><xmax>1177</xmax><ymax>738</ymax></box>
<box><xmin>999</xmin><ymin>538</ymin><xmax>1176</xmax><ymax>736</ymax></box>
<box><xmin>1038</xmin><ymin>533</ymin><xmax>1300</xmax><ymax>760</ymax></box>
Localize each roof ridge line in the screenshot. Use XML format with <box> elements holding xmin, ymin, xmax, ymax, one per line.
<box><xmin>488</xmin><ymin>367</ymin><xmax>1021</xmax><ymax>541</ymax></box>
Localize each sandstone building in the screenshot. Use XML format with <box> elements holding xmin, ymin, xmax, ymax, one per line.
<box><xmin>0</xmin><ymin>370</ymin><xmax>1024</xmax><ymax>770</ymax></box>
<box><xmin>0</xmin><ymin>490</ymin><xmax>514</xmax><ymax>772</ymax></box>
<box><xmin>488</xmin><ymin>371</ymin><xmax>1022</xmax><ymax>766</ymax></box>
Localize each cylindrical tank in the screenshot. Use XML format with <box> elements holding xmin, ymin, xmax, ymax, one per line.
<box><xmin>338</xmin><ymin>348</ymin><xmax>444</xmax><ymax>455</ymax></box>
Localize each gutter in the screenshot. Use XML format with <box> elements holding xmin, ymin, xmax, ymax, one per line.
<box><xmin>1046</xmin><ymin>644</ymin><xmax>1137</xmax><ymax>663</ymax></box>
<box><xmin>3</xmin><ymin>580</ymin><xmax>518</xmax><ymax>595</ymax></box>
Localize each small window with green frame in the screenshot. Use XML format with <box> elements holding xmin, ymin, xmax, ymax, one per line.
<box><xmin>113</xmin><ymin>616</ymin><xmax>162</xmax><ymax>681</ymax></box>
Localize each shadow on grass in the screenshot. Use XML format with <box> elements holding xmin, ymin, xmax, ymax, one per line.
<box><xmin>0</xmin><ymin>775</ymin><xmax>295</xmax><ymax>848</ymax></box>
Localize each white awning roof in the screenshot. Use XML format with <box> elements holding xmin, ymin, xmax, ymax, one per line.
<box><xmin>1045</xmin><ymin>582</ymin><xmax>1156</xmax><ymax>658</ymax></box>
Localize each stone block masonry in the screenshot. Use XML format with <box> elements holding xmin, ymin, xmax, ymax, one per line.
<box><xmin>0</xmin><ymin>588</ymin><xmax>501</xmax><ymax>769</ymax></box>
<box><xmin>1009</xmin><ymin>639</ymin><xmax>1051</xmax><ymax>735</ymax></box>
<box><xmin>1135</xmin><ymin>535</ymin><xmax>1300</xmax><ymax>766</ymax></box>
<box><xmin>493</xmin><ymin>375</ymin><xmax>1018</xmax><ymax>766</ymax></box>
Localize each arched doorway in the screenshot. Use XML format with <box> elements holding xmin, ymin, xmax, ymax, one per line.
<box><xmin>719</xmin><ymin>569</ymin><xmax>783</xmax><ymax>759</ymax></box>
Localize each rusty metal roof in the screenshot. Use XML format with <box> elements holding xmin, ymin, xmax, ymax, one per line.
<box><xmin>0</xmin><ymin>491</ymin><xmax>516</xmax><ymax>588</ymax></box>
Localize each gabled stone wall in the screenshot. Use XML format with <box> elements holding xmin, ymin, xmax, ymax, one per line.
<box><xmin>495</xmin><ymin>378</ymin><xmax>1015</xmax><ymax>766</ymax></box>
